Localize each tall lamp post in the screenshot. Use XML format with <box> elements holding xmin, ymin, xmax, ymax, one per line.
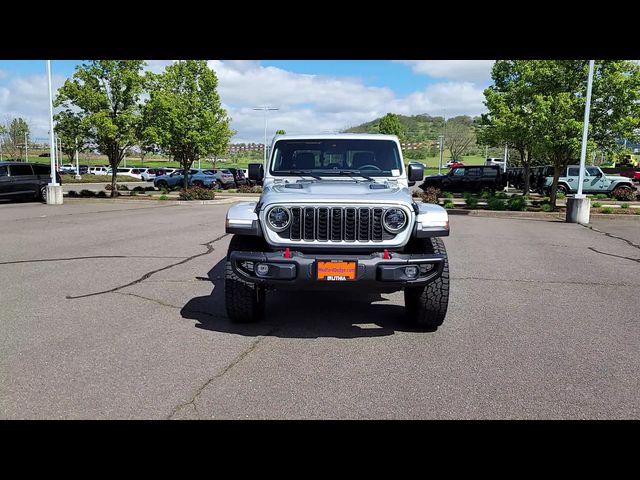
<box><xmin>46</xmin><ymin>60</ymin><xmax>62</xmax><ymax>204</ymax></box>
<box><xmin>253</xmin><ymin>106</ymin><xmax>279</xmax><ymax>167</ymax></box>
<box><xmin>567</xmin><ymin>60</ymin><xmax>595</xmax><ymax>224</ymax></box>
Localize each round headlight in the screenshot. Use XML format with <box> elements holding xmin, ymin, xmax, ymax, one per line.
<box><xmin>267</xmin><ymin>206</ymin><xmax>291</xmax><ymax>231</ymax></box>
<box><xmin>383</xmin><ymin>208</ymin><xmax>407</xmax><ymax>233</ymax></box>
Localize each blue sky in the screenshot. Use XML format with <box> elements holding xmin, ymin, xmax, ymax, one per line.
<box><xmin>0</xmin><ymin>60</ymin><xmax>494</xmax><ymax>143</ymax></box>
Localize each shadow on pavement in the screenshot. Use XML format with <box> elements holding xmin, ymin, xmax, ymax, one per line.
<box><xmin>180</xmin><ymin>258</ymin><xmax>436</xmax><ymax>339</ymax></box>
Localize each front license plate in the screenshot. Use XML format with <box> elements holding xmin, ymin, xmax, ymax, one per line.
<box><xmin>317</xmin><ymin>260</ymin><xmax>357</xmax><ymax>281</ymax></box>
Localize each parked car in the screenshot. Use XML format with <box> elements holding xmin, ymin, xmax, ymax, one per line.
<box><xmin>445</xmin><ymin>160</ymin><xmax>464</xmax><ymax>168</ymax></box>
<box><xmin>203</xmin><ymin>169</ymin><xmax>236</xmax><ymax>189</ymax></box>
<box><xmin>0</xmin><ymin>161</ymin><xmax>62</xmax><ymax>202</ymax></box>
<box><xmin>60</xmin><ymin>164</ymin><xmax>75</xmax><ymax>173</ymax></box>
<box><xmin>421</xmin><ymin>165</ymin><xmax>505</xmax><ymax>194</ymax></box>
<box><xmin>89</xmin><ymin>166</ymin><xmax>109</xmax><ymax>175</ymax></box>
<box><xmin>619</xmin><ymin>169</ymin><xmax>640</xmax><ymax>183</ymax></box>
<box><xmin>226</xmin><ymin>168</ymin><xmax>247</xmax><ymax>187</ymax></box>
<box><xmin>545</xmin><ymin>165</ymin><xmax>636</xmax><ymax>195</ymax></box>
<box><xmin>138</xmin><ymin>168</ymin><xmax>157</xmax><ymax>181</ymax></box>
<box><xmin>153</xmin><ymin>169</ymin><xmax>217</xmax><ymax>189</ymax></box>
<box><xmin>485</xmin><ymin>157</ymin><xmax>505</xmax><ymax>169</ymax></box>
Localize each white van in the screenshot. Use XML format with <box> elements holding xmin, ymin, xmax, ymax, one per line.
<box><xmin>485</xmin><ymin>157</ymin><xmax>505</xmax><ymax>168</ymax></box>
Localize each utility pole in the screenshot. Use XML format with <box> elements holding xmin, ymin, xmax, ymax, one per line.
<box><xmin>438</xmin><ymin>135</ymin><xmax>444</xmax><ymax>174</ymax></box>
<box><xmin>253</xmin><ymin>106</ymin><xmax>279</xmax><ymax>167</ymax></box>
<box><xmin>25</xmin><ymin>132</ymin><xmax>28</xmax><ymax>162</ymax></box>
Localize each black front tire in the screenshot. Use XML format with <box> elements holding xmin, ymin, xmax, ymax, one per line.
<box><xmin>225</xmin><ymin>235</ymin><xmax>268</xmax><ymax>323</ymax></box>
<box><xmin>404</xmin><ymin>237</ymin><xmax>450</xmax><ymax>330</ymax></box>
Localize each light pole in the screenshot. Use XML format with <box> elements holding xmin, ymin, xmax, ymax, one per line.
<box><xmin>74</xmin><ymin>137</ymin><xmax>81</xmax><ymax>180</ymax></box>
<box><xmin>567</xmin><ymin>60</ymin><xmax>595</xmax><ymax>224</ymax></box>
<box><xmin>253</xmin><ymin>106</ymin><xmax>279</xmax><ymax>166</ymax></box>
<box><xmin>438</xmin><ymin>135</ymin><xmax>444</xmax><ymax>174</ymax></box>
<box><xmin>46</xmin><ymin>60</ymin><xmax>62</xmax><ymax>204</ymax></box>
<box><xmin>25</xmin><ymin>132</ymin><xmax>28</xmax><ymax>162</ymax></box>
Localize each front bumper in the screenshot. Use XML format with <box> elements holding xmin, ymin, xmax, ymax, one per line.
<box><xmin>229</xmin><ymin>249</ymin><xmax>445</xmax><ymax>290</ymax></box>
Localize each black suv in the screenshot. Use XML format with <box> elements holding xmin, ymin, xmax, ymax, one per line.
<box><xmin>420</xmin><ymin>165</ymin><xmax>504</xmax><ymax>194</ymax></box>
<box><xmin>226</xmin><ymin>168</ymin><xmax>247</xmax><ymax>187</ymax></box>
<box><xmin>0</xmin><ymin>162</ymin><xmax>61</xmax><ymax>201</ymax></box>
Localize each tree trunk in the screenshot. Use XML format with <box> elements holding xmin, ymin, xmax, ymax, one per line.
<box><xmin>183</xmin><ymin>163</ymin><xmax>189</xmax><ymax>190</ymax></box>
<box><xmin>550</xmin><ymin>165</ymin><xmax>561</xmax><ymax>208</ymax></box>
<box><xmin>110</xmin><ymin>160</ymin><xmax>118</xmax><ymax>198</ymax></box>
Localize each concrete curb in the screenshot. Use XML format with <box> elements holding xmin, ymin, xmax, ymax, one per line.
<box><xmin>61</xmin><ymin>197</ymin><xmax>248</xmax><ymax>206</ymax></box>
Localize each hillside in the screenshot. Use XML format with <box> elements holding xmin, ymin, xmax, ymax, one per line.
<box><xmin>343</xmin><ymin>114</ymin><xmax>447</xmax><ymax>143</ymax></box>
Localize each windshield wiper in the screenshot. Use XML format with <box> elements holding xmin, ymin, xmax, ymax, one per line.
<box><xmin>285</xmin><ymin>170</ymin><xmax>323</xmax><ymax>180</ymax></box>
<box><xmin>337</xmin><ymin>170</ymin><xmax>375</xmax><ymax>182</ymax></box>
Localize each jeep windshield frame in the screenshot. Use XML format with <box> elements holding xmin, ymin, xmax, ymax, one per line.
<box><xmin>269</xmin><ymin>139</ymin><xmax>403</xmax><ymax>178</ymax></box>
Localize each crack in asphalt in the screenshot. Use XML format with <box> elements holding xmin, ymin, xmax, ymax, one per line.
<box><xmin>66</xmin><ymin>233</ymin><xmax>229</xmax><ymax>299</ymax></box>
<box><xmin>587</xmin><ymin>247</ymin><xmax>640</xmax><ymax>264</ymax></box>
<box><xmin>453</xmin><ymin>276</ymin><xmax>639</xmax><ymax>287</ymax></box>
<box><xmin>581</xmin><ymin>224</ymin><xmax>640</xmax><ymax>250</ymax></box>
<box><xmin>0</xmin><ymin>255</ymin><xmax>186</xmax><ymax>266</ymax></box>
<box><xmin>167</xmin><ymin>330</ymin><xmax>277</xmax><ymax>420</ymax></box>
<box><xmin>115</xmin><ymin>290</ymin><xmax>227</xmax><ymax>320</ymax></box>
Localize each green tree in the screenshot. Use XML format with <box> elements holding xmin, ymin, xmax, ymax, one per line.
<box><xmin>275</xmin><ymin>129</ymin><xmax>286</xmax><ymax>135</ymax></box>
<box><xmin>144</xmin><ymin>60</ymin><xmax>233</xmax><ymax>189</ymax></box>
<box><xmin>444</xmin><ymin>116</ymin><xmax>475</xmax><ymax>161</ymax></box>
<box><xmin>55</xmin><ymin>60</ymin><xmax>147</xmax><ymax>196</ymax></box>
<box><xmin>378</xmin><ymin>113</ymin><xmax>404</xmax><ymax>140</ymax></box>
<box><xmin>2</xmin><ymin>118</ymin><xmax>30</xmax><ymax>160</ymax></box>
<box><xmin>483</xmin><ymin>60</ymin><xmax>640</xmax><ymax>207</ymax></box>
<box><xmin>54</xmin><ymin>110</ymin><xmax>90</xmax><ymax>162</ymax></box>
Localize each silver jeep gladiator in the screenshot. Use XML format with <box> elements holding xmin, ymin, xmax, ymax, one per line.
<box><xmin>224</xmin><ymin>134</ymin><xmax>450</xmax><ymax>329</ymax></box>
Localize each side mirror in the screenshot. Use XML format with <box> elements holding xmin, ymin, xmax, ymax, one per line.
<box><xmin>407</xmin><ymin>163</ymin><xmax>424</xmax><ymax>182</ymax></box>
<box><xmin>248</xmin><ymin>163</ymin><xmax>264</xmax><ymax>181</ymax></box>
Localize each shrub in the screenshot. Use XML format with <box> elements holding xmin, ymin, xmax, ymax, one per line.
<box><xmin>464</xmin><ymin>195</ymin><xmax>479</xmax><ymax>209</ymax></box>
<box><xmin>105</xmin><ymin>184</ymin><xmax>130</xmax><ymax>191</ymax></box>
<box><xmin>594</xmin><ymin>193</ymin><xmax>608</xmax><ymax>200</ymax></box>
<box><xmin>494</xmin><ymin>191</ymin><xmax>508</xmax><ymax>199</ymax></box>
<box><xmin>635</xmin><ymin>209</ymin><xmax>640</xmax><ymax>215</ymax></box>
<box><xmin>611</xmin><ymin>187</ymin><xmax>635</xmax><ymax>201</ymax></box>
<box><xmin>480</xmin><ymin>190</ymin><xmax>492</xmax><ymax>199</ymax></box>
<box><xmin>556</xmin><ymin>192</ymin><xmax>566</xmax><ymax>199</ymax></box>
<box><xmin>178</xmin><ymin>186</ymin><xmax>216</xmax><ymax>201</ymax></box>
<box><xmin>620</xmin><ymin>202</ymin><xmax>630</xmax><ymax>209</ymax></box>
<box><xmin>79</xmin><ymin>189</ymin><xmax>96</xmax><ymax>197</ymax></box>
<box><xmin>133</xmin><ymin>186</ymin><xmax>145</xmax><ymax>192</ymax></box>
<box><xmin>130</xmin><ymin>191</ymin><xmax>137</xmax><ymax>197</ymax></box>
<box><xmin>145</xmin><ymin>186</ymin><xmax>156</xmax><ymax>192</ymax></box>
<box><xmin>97</xmin><ymin>191</ymin><xmax>107</xmax><ymax>198</ymax></box>
<box><xmin>444</xmin><ymin>191</ymin><xmax>454</xmax><ymax>199</ymax></box>
<box><xmin>159</xmin><ymin>194</ymin><xmax>169</xmax><ymax>201</ymax></box>
<box><xmin>592</xmin><ymin>202</ymin><xmax>602</xmax><ymax>208</ymax></box>
<box><xmin>411</xmin><ymin>190</ymin><xmax>422</xmax><ymax>198</ymax></box>
<box><xmin>67</xmin><ymin>190</ymin><xmax>77</xmax><ymax>197</ymax></box>
<box><xmin>507</xmin><ymin>195</ymin><xmax>528</xmax><ymax>211</ymax></box>
<box><xmin>420</xmin><ymin>187</ymin><xmax>441</xmax><ymax>204</ymax></box>
<box><xmin>237</xmin><ymin>185</ymin><xmax>263</xmax><ymax>194</ymax></box>
<box><xmin>600</xmin><ymin>207</ymin><xmax>614</xmax><ymax>214</ymax></box>
<box><xmin>443</xmin><ymin>200</ymin><xmax>454</xmax><ymax>209</ymax></box>
<box><xmin>487</xmin><ymin>196</ymin><xmax>507</xmax><ymax>210</ymax></box>
<box><xmin>541</xmin><ymin>204</ymin><xmax>553</xmax><ymax>212</ymax></box>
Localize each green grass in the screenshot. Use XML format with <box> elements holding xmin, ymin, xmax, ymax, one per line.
<box><xmin>592</xmin><ymin>202</ymin><xmax>602</xmax><ymax>208</ymax></box>
<box><xmin>620</xmin><ymin>203</ymin><xmax>630</xmax><ymax>209</ymax></box>
<box><xmin>600</xmin><ymin>207</ymin><xmax>614</xmax><ymax>214</ymax></box>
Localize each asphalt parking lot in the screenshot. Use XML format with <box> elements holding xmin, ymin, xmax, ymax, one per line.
<box><xmin>1</xmin><ymin>200</ymin><xmax>638</xmax><ymax>419</ymax></box>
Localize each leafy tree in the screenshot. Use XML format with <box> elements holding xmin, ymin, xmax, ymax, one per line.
<box><xmin>275</xmin><ymin>129</ymin><xmax>286</xmax><ymax>135</ymax></box>
<box><xmin>144</xmin><ymin>60</ymin><xmax>233</xmax><ymax>189</ymax></box>
<box><xmin>482</xmin><ymin>60</ymin><xmax>640</xmax><ymax>206</ymax></box>
<box><xmin>378</xmin><ymin>113</ymin><xmax>404</xmax><ymax>140</ymax></box>
<box><xmin>444</xmin><ymin>116</ymin><xmax>475</xmax><ymax>161</ymax></box>
<box><xmin>55</xmin><ymin>61</ymin><xmax>147</xmax><ymax>196</ymax></box>
<box><xmin>1</xmin><ymin>118</ymin><xmax>30</xmax><ymax>160</ymax></box>
<box><xmin>54</xmin><ymin>110</ymin><xmax>90</xmax><ymax>162</ymax></box>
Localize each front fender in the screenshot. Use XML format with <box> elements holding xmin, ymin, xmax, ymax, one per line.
<box><xmin>226</xmin><ymin>201</ymin><xmax>262</xmax><ymax>236</ymax></box>
<box><xmin>413</xmin><ymin>202</ymin><xmax>449</xmax><ymax>238</ymax></box>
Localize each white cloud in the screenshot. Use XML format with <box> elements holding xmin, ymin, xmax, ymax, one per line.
<box><xmin>0</xmin><ymin>69</ymin><xmax>7</xmax><ymax>79</ymax></box>
<box><xmin>0</xmin><ymin>60</ymin><xmax>490</xmax><ymax>144</ymax></box>
<box><xmin>397</xmin><ymin>60</ymin><xmax>494</xmax><ymax>82</ymax></box>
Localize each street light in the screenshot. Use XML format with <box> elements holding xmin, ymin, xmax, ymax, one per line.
<box><xmin>46</xmin><ymin>60</ymin><xmax>62</xmax><ymax>204</ymax></box>
<box><xmin>253</xmin><ymin>106</ymin><xmax>279</xmax><ymax>166</ymax></box>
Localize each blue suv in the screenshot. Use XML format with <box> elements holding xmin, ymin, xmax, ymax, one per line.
<box><xmin>153</xmin><ymin>168</ymin><xmax>217</xmax><ymax>190</ymax></box>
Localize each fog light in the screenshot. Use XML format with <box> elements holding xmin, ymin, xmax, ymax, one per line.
<box><xmin>419</xmin><ymin>264</ymin><xmax>434</xmax><ymax>275</ymax></box>
<box><xmin>256</xmin><ymin>264</ymin><xmax>270</xmax><ymax>276</ymax></box>
<box><xmin>405</xmin><ymin>266</ymin><xmax>419</xmax><ymax>278</ymax></box>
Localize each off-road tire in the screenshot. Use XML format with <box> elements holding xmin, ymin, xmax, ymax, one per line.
<box><xmin>556</xmin><ymin>184</ymin><xmax>569</xmax><ymax>195</ymax></box>
<box><xmin>404</xmin><ymin>237</ymin><xmax>450</xmax><ymax>329</ymax></box>
<box><xmin>156</xmin><ymin>180</ymin><xmax>168</xmax><ymax>189</ymax></box>
<box><xmin>225</xmin><ymin>235</ymin><xmax>268</xmax><ymax>323</ymax></box>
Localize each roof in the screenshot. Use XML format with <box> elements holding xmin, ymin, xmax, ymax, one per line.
<box><xmin>271</xmin><ymin>133</ymin><xmax>400</xmax><ymax>142</ymax></box>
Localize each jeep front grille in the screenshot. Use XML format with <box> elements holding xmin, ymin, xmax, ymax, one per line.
<box><xmin>287</xmin><ymin>206</ymin><xmax>395</xmax><ymax>242</ymax></box>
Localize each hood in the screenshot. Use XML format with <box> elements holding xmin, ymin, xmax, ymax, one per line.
<box><xmin>606</xmin><ymin>174</ymin><xmax>631</xmax><ymax>182</ymax></box>
<box><xmin>260</xmin><ymin>180</ymin><xmax>412</xmax><ymax>206</ymax></box>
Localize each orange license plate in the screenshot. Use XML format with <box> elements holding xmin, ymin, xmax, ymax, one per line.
<box><xmin>317</xmin><ymin>260</ymin><xmax>357</xmax><ymax>281</ymax></box>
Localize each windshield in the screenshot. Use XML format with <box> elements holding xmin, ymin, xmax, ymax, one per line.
<box><xmin>270</xmin><ymin>139</ymin><xmax>402</xmax><ymax>177</ymax></box>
